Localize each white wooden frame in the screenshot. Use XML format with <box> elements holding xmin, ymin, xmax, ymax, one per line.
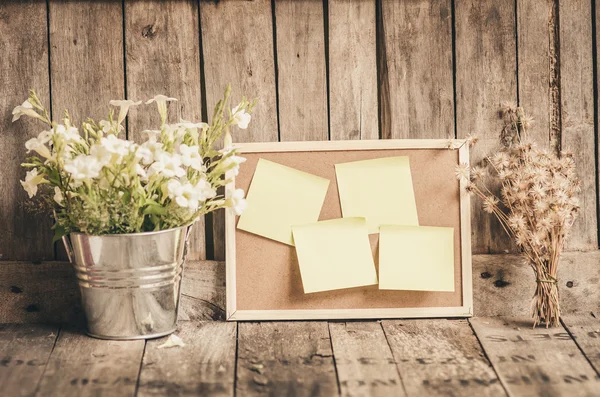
<box><xmin>225</xmin><ymin>139</ymin><xmax>472</xmax><ymax>321</ymax></box>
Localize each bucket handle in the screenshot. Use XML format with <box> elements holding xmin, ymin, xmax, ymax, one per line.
<box><xmin>62</xmin><ymin>235</ymin><xmax>75</xmax><ymax>263</ymax></box>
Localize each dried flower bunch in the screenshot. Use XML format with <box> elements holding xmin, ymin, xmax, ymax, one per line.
<box><xmin>14</xmin><ymin>85</ymin><xmax>255</xmax><ymax>240</ymax></box>
<box><xmin>456</xmin><ymin>103</ymin><xmax>580</xmax><ymax>327</ymax></box>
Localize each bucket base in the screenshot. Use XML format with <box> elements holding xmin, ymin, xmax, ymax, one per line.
<box><xmin>86</xmin><ymin>328</ymin><xmax>177</xmax><ymax>341</ymax></box>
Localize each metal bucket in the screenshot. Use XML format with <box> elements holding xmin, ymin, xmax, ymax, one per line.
<box><xmin>62</xmin><ymin>225</ymin><xmax>192</xmax><ymax>340</ymax></box>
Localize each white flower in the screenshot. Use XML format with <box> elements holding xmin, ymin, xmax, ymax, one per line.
<box><xmin>20</xmin><ymin>169</ymin><xmax>45</xmax><ymax>198</ymax></box>
<box><xmin>157</xmin><ymin>334</ymin><xmax>185</xmax><ymax>349</ymax></box>
<box><xmin>109</xmin><ymin>99</ymin><xmax>142</xmax><ymax>125</ymax></box>
<box><xmin>89</xmin><ymin>144</ymin><xmax>112</xmax><ymax>167</ymax></box>
<box><xmin>194</xmin><ymin>178</ymin><xmax>217</xmax><ymax>201</ymax></box>
<box><xmin>230</xmin><ymin>188</ymin><xmax>246</xmax><ymax>215</ymax></box>
<box><xmin>135</xmin><ymin>146</ymin><xmax>154</xmax><ymax>165</ymax></box>
<box><xmin>25</xmin><ymin>132</ymin><xmax>52</xmax><ymax>159</ymax></box>
<box><xmin>99</xmin><ymin>120</ymin><xmax>114</xmax><ymax>133</ymax></box>
<box><xmin>219</xmin><ymin>147</ymin><xmax>246</xmax><ymax>176</ymax></box>
<box><xmin>53</xmin><ymin>125</ymin><xmax>82</xmax><ymax>143</ymax></box>
<box><xmin>100</xmin><ymin>134</ymin><xmax>131</xmax><ymax>157</ymax></box>
<box><xmin>146</xmin><ymin>95</ymin><xmax>177</xmax><ymax>124</ymax></box>
<box><xmin>53</xmin><ymin>186</ymin><xmax>64</xmax><ymax>206</ymax></box>
<box><xmin>64</xmin><ymin>155</ymin><xmax>103</xmax><ymax>181</ymax></box>
<box><xmin>12</xmin><ymin>100</ymin><xmax>42</xmax><ymax>122</ymax></box>
<box><xmin>179</xmin><ymin>144</ymin><xmax>204</xmax><ymax>171</ymax></box>
<box><xmin>167</xmin><ymin>180</ymin><xmax>201</xmax><ymax>211</ymax></box>
<box><xmin>231</xmin><ymin>105</ymin><xmax>251</xmax><ymax>129</ymax></box>
<box><xmin>135</xmin><ymin>163</ymin><xmax>148</xmax><ymax>180</ymax></box>
<box><xmin>143</xmin><ymin>129</ymin><xmax>161</xmax><ymax>142</ymax></box>
<box><xmin>140</xmin><ymin>140</ymin><xmax>164</xmax><ymax>164</ymax></box>
<box><xmin>149</xmin><ymin>153</ymin><xmax>185</xmax><ymax>178</ymax></box>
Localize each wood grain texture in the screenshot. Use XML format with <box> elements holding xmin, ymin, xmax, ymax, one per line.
<box><xmin>137</xmin><ymin>321</ymin><xmax>236</xmax><ymax>397</ymax></box>
<box><xmin>200</xmin><ymin>0</ymin><xmax>278</xmax><ymax>261</ymax></box>
<box><xmin>455</xmin><ymin>0</ymin><xmax>518</xmax><ymax>254</ymax></box>
<box><xmin>328</xmin><ymin>0</ymin><xmax>378</xmax><ymax>140</ymax></box>
<box><xmin>383</xmin><ymin>319</ymin><xmax>506</xmax><ymax>396</ymax></box>
<box><xmin>0</xmin><ymin>324</ymin><xmax>59</xmax><ymax>397</ymax></box>
<box><xmin>0</xmin><ymin>260</ymin><xmax>224</xmax><ymax>324</ymax></box>
<box><xmin>473</xmin><ymin>252</ymin><xmax>600</xmax><ymax>318</ymax></box>
<box><xmin>36</xmin><ymin>327</ymin><xmax>144</xmax><ymax>397</ymax></box>
<box><xmin>0</xmin><ymin>1</ymin><xmax>54</xmax><ymax>261</ymax></box>
<box><xmin>275</xmin><ymin>0</ymin><xmax>328</xmax><ymax>141</ymax></box>
<box><xmin>516</xmin><ymin>0</ymin><xmax>557</xmax><ymax>147</ymax></box>
<box><xmin>49</xmin><ymin>1</ymin><xmax>124</xmax><ymax>124</ymax></box>
<box><xmin>236</xmin><ymin>322</ymin><xmax>338</xmax><ymax>396</ymax></box>
<box><xmin>125</xmin><ymin>0</ymin><xmax>206</xmax><ymax>261</ymax></box>
<box><xmin>49</xmin><ymin>0</ymin><xmax>125</xmax><ymax>261</ymax></box>
<box><xmin>559</xmin><ymin>0</ymin><xmax>598</xmax><ymax>251</ymax></box>
<box><xmin>380</xmin><ymin>0</ymin><xmax>454</xmax><ymax>140</ymax></box>
<box><xmin>562</xmin><ymin>313</ymin><xmax>600</xmax><ymax>375</ymax></box>
<box><xmin>471</xmin><ymin>317</ymin><xmax>600</xmax><ymax>396</ymax></box>
<box><xmin>329</xmin><ymin>321</ymin><xmax>405</xmax><ymax>397</ymax></box>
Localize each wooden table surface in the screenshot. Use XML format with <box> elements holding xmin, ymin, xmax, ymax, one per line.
<box><xmin>2</xmin><ymin>315</ymin><xmax>600</xmax><ymax>397</ymax></box>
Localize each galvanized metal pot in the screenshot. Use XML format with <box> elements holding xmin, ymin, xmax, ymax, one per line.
<box><xmin>62</xmin><ymin>225</ymin><xmax>192</xmax><ymax>340</ymax></box>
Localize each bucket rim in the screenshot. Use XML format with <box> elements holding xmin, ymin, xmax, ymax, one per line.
<box><xmin>69</xmin><ymin>222</ymin><xmax>193</xmax><ymax>238</ymax></box>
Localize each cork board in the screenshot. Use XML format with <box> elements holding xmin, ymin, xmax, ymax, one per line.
<box><xmin>225</xmin><ymin>139</ymin><xmax>472</xmax><ymax>320</ymax></box>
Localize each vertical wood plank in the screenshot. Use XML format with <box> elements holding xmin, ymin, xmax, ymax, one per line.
<box><xmin>559</xmin><ymin>0</ymin><xmax>598</xmax><ymax>250</ymax></box>
<box><xmin>0</xmin><ymin>324</ymin><xmax>59</xmax><ymax>397</ymax></box>
<box><xmin>380</xmin><ymin>0</ymin><xmax>454</xmax><ymax>140</ymax></box>
<box><xmin>455</xmin><ymin>0</ymin><xmax>518</xmax><ymax>254</ymax></box>
<box><xmin>516</xmin><ymin>0</ymin><xmax>558</xmax><ymax>148</ymax></box>
<box><xmin>236</xmin><ymin>322</ymin><xmax>338</xmax><ymax>396</ymax></box>
<box><xmin>329</xmin><ymin>322</ymin><xmax>406</xmax><ymax>397</ymax></box>
<box><xmin>49</xmin><ymin>1</ymin><xmax>124</xmax><ymax>124</ymax></box>
<box><xmin>137</xmin><ymin>322</ymin><xmax>236</xmax><ymax>397</ymax></box>
<box><xmin>275</xmin><ymin>0</ymin><xmax>328</xmax><ymax>141</ymax></box>
<box><xmin>471</xmin><ymin>317</ymin><xmax>600</xmax><ymax>396</ymax></box>
<box><xmin>200</xmin><ymin>0</ymin><xmax>278</xmax><ymax>260</ymax></box>
<box><xmin>49</xmin><ymin>0</ymin><xmax>125</xmax><ymax>261</ymax></box>
<box><xmin>383</xmin><ymin>319</ymin><xmax>507</xmax><ymax>396</ymax></box>
<box><xmin>36</xmin><ymin>328</ymin><xmax>145</xmax><ymax>397</ymax></box>
<box><xmin>328</xmin><ymin>0</ymin><xmax>378</xmax><ymax>140</ymax></box>
<box><xmin>0</xmin><ymin>1</ymin><xmax>54</xmax><ymax>261</ymax></box>
<box><xmin>562</xmin><ymin>314</ymin><xmax>600</xmax><ymax>375</ymax></box>
<box><xmin>125</xmin><ymin>0</ymin><xmax>206</xmax><ymax>260</ymax></box>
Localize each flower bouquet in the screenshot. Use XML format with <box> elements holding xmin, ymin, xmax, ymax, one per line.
<box><xmin>14</xmin><ymin>85</ymin><xmax>255</xmax><ymax>339</ymax></box>
<box><xmin>456</xmin><ymin>104</ymin><xmax>580</xmax><ymax>327</ymax></box>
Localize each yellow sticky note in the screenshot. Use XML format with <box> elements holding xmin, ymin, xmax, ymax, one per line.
<box><xmin>237</xmin><ymin>159</ymin><xmax>330</xmax><ymax>245</ymax></box>
<box><xmin>379</xmin><ymin>225</ymin><xmax>454</xmax><ymax>291</ymax></box>
<box><xmin>292</xmin><ymin>217</ymin><xmax>378</xmax><ymax>293</ymax></box>
<box><xmin>335</xmin><ymin>156</ymin><xmax>419</xmax><ymax>234</ymax></box>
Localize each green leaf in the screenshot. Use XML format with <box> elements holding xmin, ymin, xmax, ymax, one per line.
<box><xmin>52</xmin><ymin>223</ymin><xmax>67</xmax><ymax>244</ymax></box>
<box><xmin>143</xmin><ymin>202</ymin><xmax>167</xmax><ymax>216</ymax></box>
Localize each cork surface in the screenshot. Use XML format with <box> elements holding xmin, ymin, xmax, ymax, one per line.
<box><xmin>235</xmin><ymin>149</ymin><xmax>463</xmax><ymax>310</ymax></box>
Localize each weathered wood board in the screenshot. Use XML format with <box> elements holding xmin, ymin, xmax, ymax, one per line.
<box><xmin>236</xmin><ymin>322</ymin><xmax>338</xmax><ymax>396</ymax></box>
<box><xmin>382</xmin><ymin>319</ymin><xmax>506</xmax><ymax>396</ymax></box>
<box><xmin>35</xmin><ymin>327</ymin><xmax>145</xmax><ymax>397</ymax></box>
<box><xmin>561</xmin><ymin>313</ymin><xmax>600</xmax><ymax>374</ymax></box>
<box><xmin>328</xmin><ymin>0</ymin><xmax>378</xmax><ymax>140</ymax></box>
<box><xmin>329</xmin><ymin>321</ymin><xmax>406</xmax><ymax>396</ymax></box>
<box><xmin>455</xmin><ymin>0</ymin><xmax>518</xmax><ymax>254</ymax></box>
<box><xmin>471</xmin><ymin>317</ymin><xmax>600</xmax><ymax>396</ymax></box>
<box><xmin>472</xmin><ymin>252</ymin><xmax>600</xmax><ymax>317</ymax></box>
<box><xmin>137</xmin><ymin>321</ymin><xmax>236</xmax><ymax>397</ymax></box>
<box><xmin>275</xmin><ymin>0</ymin><xmax>328</xmax><ymax>142</ymax></box>
<box><xmin>0</xmin><ymin>1</ymin><xmax>54</xmax><ymax>261</ymax></box>
<box><xmin>125</xmin><ymin>0</ymin><xmax>206</xmax><ymax>260</ymax></box>
<box><xmin>200</xmin><ymin>0</ymin><xmax>278</xmax><ymax>261</ymax></box>
<box><xmin>0</xmin><ymin>324</ymin><xmax>59</xmax><ymax>397</ymax></box>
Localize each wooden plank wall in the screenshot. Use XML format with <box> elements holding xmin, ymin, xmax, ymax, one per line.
<box><xmin>0</xmin><ymin>0</ymin><xmax>598</xmax><ymax>262</ymax></box>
